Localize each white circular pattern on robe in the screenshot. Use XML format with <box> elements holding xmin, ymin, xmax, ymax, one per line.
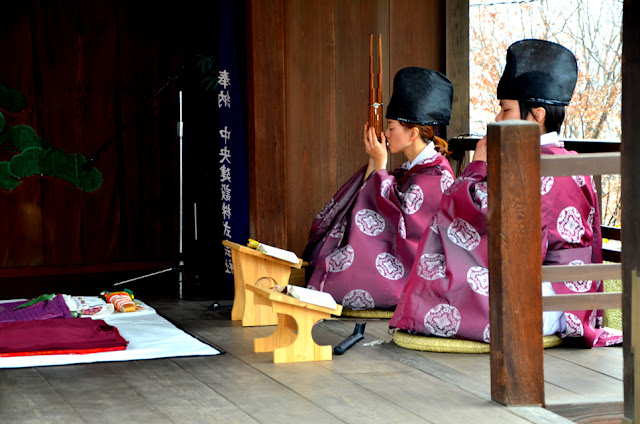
<box><xmin>355</xmin><ymin>209</ymin><xmax>385</xmax><ymax>236</ymax></box>
<box><xmin>440</xmin><ymin>170</ymin><xmax>454</xmax><ymax>193</ymax></box>
<box><xmin>418</xmin><ymin>156</ymin><xmax>437</xmax><ymax>166</ymax></box>
<box><xmin>380</xmin><ymin>178</ymin><xmax>393</xmax><ymax>199</ymax></box>
<box><xmin>467</xmin><ymin>266</ymin><xmax>489</xmax><ymax>296</ymax></box>
<box><xmin>375</xmin><ymin>253</ymin><xmax>405</xmax><ymax>280</ymax></box>
<box><xmin>596</xmin><ymin>280</ymin><xmax>602</xmax><ymax>290</ymax></box>
<box><xmin>573</xmin><ymin>175</ymin><xmax>586</xmax><ymax>187</ymax></box>
<box><xmin>591</xmin><ymin>176</ymin><xmax>597</xmax><ymax>193</ymax></box>
<box><xmin>417</xmin><ymin>253</ymin><xmax>446</xmax><ymax>280</ymax></box>
<box><xmin>563</xmin><ymin>312</ymin><xmax>584</xmax><ymax>338</ymax></box>
<box><xmin>398</xmin><ymin>216</ymin><xmax>406</xmax><ymax>239</ymax></box>
<box><xmin>325</xmin><ymin>245</ymin><xmax>355</xmax><ymax>273</ymax></box>
<box><xmin>429</xmin><ymin>215</ymin><xmax>439</xmax><ymax>234</ymax></box>
<box><xmin>557</xmin><ymin>207</ymin><xmax>585</xmax><ymax>243</ymax></box>
<box><xmin>483</xmin><ymin>324</ymin><xmax>491</xmax><ymax>343</ymax></box>
<box><xmin>342</xmin><ymin>289</ymin><xmax>375</xmax><ymax>309</ymax></box>
<box><xmin>606</xmin><ymin>338</ymin><xmax>621</xmax><ymax>346</ymax></box>
<box><xmin>424</xmin><ymin>304</ymin><xmax>461</xmax><ymax>337</ymax></box>
<box><xmin>447</xmin><ymin>218</ymin><xmax>481</xmax><ymax>251</ymax></box>
<box><xmin>329</xmin><ymin>216</ymin><xmax>347</xmax><ymax>239</ymax></box>
<box><xmin>589</xmin><ymin>309</ymin><xmax>597</xmax><ymax>328</ymax></box>
<box><xmin>564</xmin><ymin>260</ymin><xmax>592</xmax><ymax>292</ymax></box>
<box><xmin>541</xmin><ymin>177</ymin><xmax>554</xmax><ymax>195</ymax></box>
<box><xmin>473</xmin><ymin>182</ymin><xmax>488</xmax><ymax>209</ymax></box>
<box><xmin>317</xmin><ymin>198</ymin><xmax>335</xmax><ymax>220</ymax></box>
<box><xmin>399</xmin><ymin>184</ymin><xmax>424</xmax><ymax>215</ymax></box>
<box><xmin>588</xmin><ymin>207</ymin><xmax>596</xmax><ymax>227</ymax></box>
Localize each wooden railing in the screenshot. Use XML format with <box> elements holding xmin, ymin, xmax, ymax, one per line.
<box><xmin>484</xmin><ymin>121</ymin><xmax>623</xmax><ymax>406</ymax></box>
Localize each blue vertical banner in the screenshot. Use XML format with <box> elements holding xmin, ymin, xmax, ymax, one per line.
<box><xmin>217</xmin><ymin>1</ymin><xmax>250</xmax><ymax>285</ymax></box>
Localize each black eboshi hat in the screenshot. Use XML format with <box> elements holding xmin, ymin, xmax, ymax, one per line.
<box><xmin>497</xmin><ymin>39</ymin><xmax>578</xmax><ymax>106</ymax></box>
<box><xmin>385</xmin><ymin>67</ymin><xmax>453</xmax><ymax>126</ymax></box>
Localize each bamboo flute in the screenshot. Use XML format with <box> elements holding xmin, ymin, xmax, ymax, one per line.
<box><xmin>368</xmin><ymin>34</ymin><xmax>383</xmax><ymax>140</ymax></box>
<box><xmin>369</xmin><ymin>35</ymin><xmax>376</xmax><ymax>136</ymax></box>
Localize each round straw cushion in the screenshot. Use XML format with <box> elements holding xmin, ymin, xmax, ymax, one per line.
<box><xmin>341</xmin><ymin>308</ymin><xmax>394</xmax><ymax>319</ymax></box>
<box><xmin>393</xmin><ymin>330</ymin><xmax>562</xmax><ymax>353</ymax></box>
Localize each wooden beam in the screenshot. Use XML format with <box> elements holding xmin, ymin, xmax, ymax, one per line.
<box><xmin>246</xmin><ymin>0</ymin><xmax>287</xmax><ymax>248</ymax></box>
<box><xmin>621</xmin><ymin>1</ymin><xmax>640</xmax><ymax>422</ymax></box>
<box><xmin>542</xmin><ymin>263</ymin><xmax>622</xmax><ymax>282</ymax></box>
<box><xmin>445</xmin><ymin>0</ymin><xmax>469</xmax><ymax>174</ymax></box>
<box><xmin>543</xmin><ymin>292</ymin><xmax>622</xmax><ymax>312</ymax></box>
<box><xmin>0</xmin><ymin>261</ymin><xmax>173</xmax><ymax>278</ymax></box>
<box><xmin>488</xmin><ymin>121</ymin><xmax>544</xmax><ymax>406</ymax></box>
<box><xmin>540</xmin><ymin>152</ymin><xmax>620</xmax><ymax>177</ymax></box>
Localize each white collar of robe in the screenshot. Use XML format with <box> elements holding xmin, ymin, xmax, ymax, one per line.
<box><xmin>407</xmin><ymin>141</ymin><xmax>437</xmax><ymax>170</ymax></box>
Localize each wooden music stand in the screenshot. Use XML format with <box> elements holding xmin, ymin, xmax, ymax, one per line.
<box><xmin>245</xmin><ymin>284</ymin><xmax>343</xmax><ymax>363</ymax></box>
<box><xmin>222</xmin><ymin>240</ymin><xmax>303</xmax><ymax>326</ymax></box>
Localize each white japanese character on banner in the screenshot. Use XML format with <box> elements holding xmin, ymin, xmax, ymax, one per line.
<box><xmin>223</xmin><ymin>221</ymin><xmax>232</xmax><ymax>238</ymax></box>
<box><xmin>218</xmin><ymin>90</ymin><xmax>231</xmax><ymax>108</ymax></box>
<box><xmin>219</xmin><ymin>146</ymin><xmax>232</xmax><ymax>164</ymax></box>
<box><xmin>221</xmin><ymin>184</ymin><xmax>232</xmax><ymax>202</ymax></box>
<box><xmin>219</xmin><ymin>126</ymin><xmax>231</xmax><ymax>144</ymax></box>
<box><xmin>224</xmin><ymin>245</ymin><xmax>232</xmax><ymax>257</ymax></box>
<box><xmin>220</xmin><ymin>165</ymin><xmax>232</xmax><ymax>183</ymax></box>
<box><xmin>218</xmin><ymin>70</ymin><xmax>231</xmax><ymax>89</ymax></box>
<box><xmin>224</xmin><ymin>258</ymin><xmax>234</xmax><ymax>274</ymax></box>
<box><xmin>222</xmin><ymin>203</ymin><xmax>232</xmax><ymax>220</ymax></box>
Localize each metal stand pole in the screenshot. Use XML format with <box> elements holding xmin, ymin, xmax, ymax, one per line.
<box><xmin>178</xmin><ymin>91</ymin><xmax>185</xmax><ymax>299</ymax></box>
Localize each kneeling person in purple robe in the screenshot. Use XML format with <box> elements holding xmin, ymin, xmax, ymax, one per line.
<box><xmin>302</xmin><ymin>67</ymin><xmax>455</xmax><ymax>310</ymax></box>
<box><xmin>390</xmin><ymin>39</ymin><xmax>622</xmax><ymax>347</ymax></box>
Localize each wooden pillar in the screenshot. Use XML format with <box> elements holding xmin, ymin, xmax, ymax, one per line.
<box><xmin>246</xmin><ymin>0</ymin><xmax>287</xmax><ymax>249</ymax></box>
<box><xmin>487</xmin><ymin>121</ymin><xmax>544</xmax><ymax>406</ymax></box>
<box><xmin>445</xmin><ymin>0</ymin><xmax>469</xmax><ymax>175</ymax></box>
<box><xmin>622</xmin><ymin>0</ymin><xmax>640</xmax><ymax>422</ymax></box>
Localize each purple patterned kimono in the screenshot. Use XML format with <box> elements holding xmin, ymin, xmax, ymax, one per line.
<box><xmin>303</xmin><ymin>152</ymin><xmax>454</xmax><ymax>310</ymax></box>
<box><xmin>390</xmin><ymin>137</ymin><xmax>623</xmax><ymax>347</ymax></box>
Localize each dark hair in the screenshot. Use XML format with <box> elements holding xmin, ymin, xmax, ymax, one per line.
<box><xmin>398</xmin><ymin>122</ymin><xmax>450</xmax><ymax>155</ymax></box>
<box><xmin>518</xmin><ymin>100</ymin><xmax>566</xmax><ymax>134</ymax></box>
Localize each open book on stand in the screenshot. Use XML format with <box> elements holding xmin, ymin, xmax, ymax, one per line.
<box><xmin>286</xmin><ymin>285</ymin><xmax>338</xmax><ymax>310</ymax></box>
<box><xmin>248</xmin><ymin>239</ymin><xmax>300</xmax><ymax>264</ymax></box>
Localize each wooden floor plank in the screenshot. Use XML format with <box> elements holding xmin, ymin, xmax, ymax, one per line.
<box><xmin>35</xmin><ymin>363</ymin><xmax>175</xmax><ymax>423</ymax></box>
<box><xmin>174</xmin><ymin>354</ymin><xmax>345</xmax><ymax>423</ymax></box>
<box><xmin>338</xmin><ymin>369</ymin><xmax>537</xmax><ymax>423</ymax></box>
<box><xmin>0</xmin><ymin>368</ymin><xmax>84</xmax><ymax>423</ymax></box>
<box><xmin>109</xmin><ymin>359</ymin><xmax>262</xmax><ymax>423</ymax></box>
<box><xmin>545</xmin><ymin>346</ymin><xmax>623</xmax><ymax>380</ymax></box>
<box><xmin>0</xmin><ymin>406</ymin><xmax>85</xmax><ymax>424</ymax></box>
<box><xmin>543</xmin><ymin>352</ymin><xmax>623</xmax><ymax>401</ymax></box>
<box><xmin>249</xmin><ymin>360</ymin><xmax>432</xmax><ymax>424</ymax></box>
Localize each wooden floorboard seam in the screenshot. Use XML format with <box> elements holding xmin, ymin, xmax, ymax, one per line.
<box><xmin>233</xmin><ymin>353</ymin><xmax>427</xmax><ymax>423</ymax></box>
<box><xmin>172</xmin><ymin>359</ymin><xmax>350</xmax><ymax>424</ymax></box>
<box><xmin>34</xmin><ymin>367</ymin><xmax>88</xmax><ymax>422</ymax></box>
<box><xmin>352</xmin><ymin>338</ymin><xmax>577</xmax><ymax>424</ymax></box>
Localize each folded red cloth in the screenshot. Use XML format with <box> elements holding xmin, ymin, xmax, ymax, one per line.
<box><xmin>0</xmin><ymin>318</ymin><xmax>128</xmax><ymax>356</ymax></box>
